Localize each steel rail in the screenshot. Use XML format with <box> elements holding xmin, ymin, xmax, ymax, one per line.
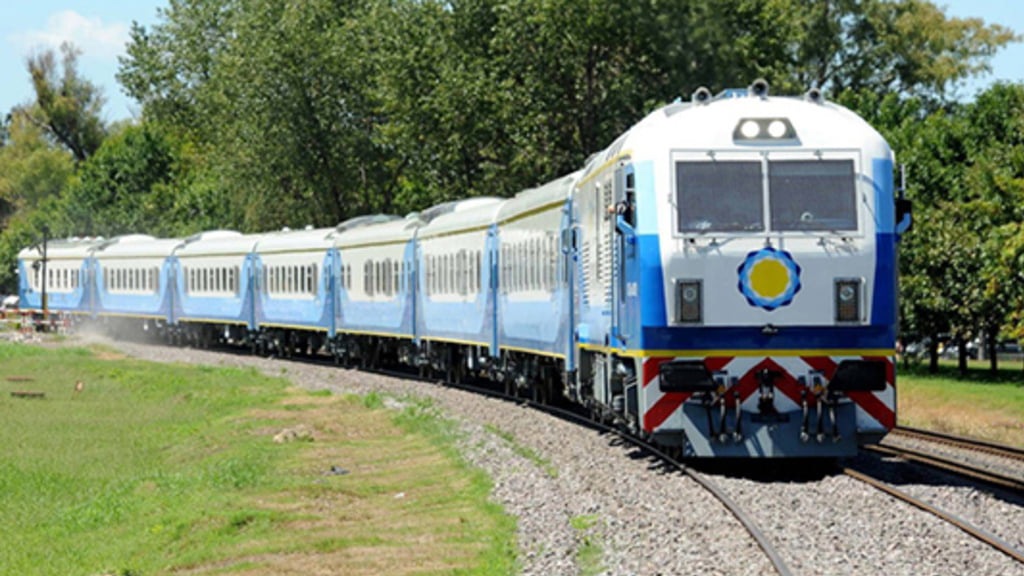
<box><xmin>893</xmin><ymin>426</ymin><xmax>1024</xmax><ymax>463</ymax></box>
<box><xmin>844</xmin><ymin>468</ymin><xmax>1024</xmax><ymax>564</ymax></box>
<box><xmin>865</xmin><ymin>444</ymin><xmax>1024</xmax><ymax>495</ymax></box>
<box><xmin>462</xmin><ymin>385</ymin><xmax>797</xmax><ymax>576</ymax></box>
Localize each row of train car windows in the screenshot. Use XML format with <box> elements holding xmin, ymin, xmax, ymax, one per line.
<box><xmin>263</xmin><ymin>264</ymin><xmax>317</xmax><ymax>296</ymax></box>
<box><xmin>500</xmin><ymin>236</ymin><xmax>560</xmax><ymax>294</ymax></box>
<box><xmin>29</xmin><ymin>268</ymin><xmax>82</xmax><ymax>292</ymax></box>
<box><xmin>105</xmin><ymin>267</ymin><xmax>160</xmax><ymax>294</ymax></box>
<box><xmin>425</xmin><ymin>251</ymin><xmax>481</xmax><ymax>296</ymax></box>
<box><xmin>336</xmin><ymin>262</ymin><xmax>402</xmax><ymax>297</ymax></box>
<box><xmin>185</xmin><ymin>266</ymin><xmax>239</xmax><ymax>295</ymax></box>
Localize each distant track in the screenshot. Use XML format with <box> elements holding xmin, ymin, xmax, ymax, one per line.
<box><xmin>844</xmin><ymin>467</ymin><xmax>1024</xmax><ymax>564</ymax></box>
<box><xmin>892</xmin><ymin>426</ymin><xmax>1024</xmax><ymax>463</ymax></box>
<box><xmin>864</xmin><ymin>443</ymin><xmax>1024</xmax><ymax>495</ymax></box>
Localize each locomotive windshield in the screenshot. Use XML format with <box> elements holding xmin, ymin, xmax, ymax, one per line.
<box><xmin>769</xmin><ymin>160</ymin><xmax>856</xmax><ymax>231</ymax></box>
<box><xmin>675</xmin><ymin>158</ymin><xmax>857</xmax><ymax>234</ymax></box>
<box><xmin>675</xmin><ymin>161</ymin><xmax>764</xmax><ymax>233</ymax></box>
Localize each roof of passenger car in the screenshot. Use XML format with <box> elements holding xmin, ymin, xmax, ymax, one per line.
<box><xmin>416</xmin><ymin>197</ymin><xmax>505</xmax><ymax>239</ymax></box>
<box><xmin>333</xmin><ymin>214</ymin><xmax>423</xmax><ymax>248</ymax></box>
<box><xmin>494</xmin><ymin>172</ymin><xmax>578</xmax><ymax>224</ymax></box>
<box><xmin>254</xmin><ymin>227</ymin><xmax>336</xmax><ymax>254</ymax></box>
<box><xmin>175</xmin><ymin>230</ymin><xmax>263</xmax><ymax>257</ymax></box>
<box><xmin>93</xmin><ymin>235</ymin><xmax>184</xmax><ymax>259</ymax></box>
<box><xmin>18</xmin><ymin>237</ymin><xmax>106</xmax><ymax>260</ymax></box>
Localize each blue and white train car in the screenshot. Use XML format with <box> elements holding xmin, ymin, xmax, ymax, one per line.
<box><xmin>91</xmin><ymin>235</ymin><xmax>183</xmax><ymax>327</ymax></box>
<box><xmin>415</xmin><ymin>198</ymin><xmax>503</xmax><ymax>378</ymax></box>
<box><xmin>252</xmin><ymin>227</ymin><xmax>336</xmax><ymax>346</ymax></box>
<box><xmin>17</xmin><ymin>238</ymin><xmax>102</xmax><ymax>316</ymax></box>
<box><xmin>172</xmin><ymin>231</ymin><xmax>261</xmax><ymax>335</ymax></box>
<box><xmin>492</xmin><ymin>174</ymin><xmax>579</xmax><ymax>398</ymax></box>
<box><xmin>331</xmin><ymin>214</ymin><xmax>419</xmax><ymax>366</ymax></box>
<box><xmin>569</xmin><ymin>83</ymin><xmax>904</xmax><ymax>456</ymax></box>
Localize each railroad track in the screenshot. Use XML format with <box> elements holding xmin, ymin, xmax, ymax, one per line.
<box><xmin>864</xmin><ymin>443</ymin><xmax>1024</xmax><ymax>495</ymax></box>
<box><xmin>892</xmin><ymin>426</ymin><xmax>1024</xmax><ymax>463</ymax></box>
<box><xmin>844</xmin><ymin>467</ymin><xmax>1024</xmax><ymax>564</ymax></box>
<box><xmin>376</xmin><ymin>366</ymin><xmax>797</xmax><ymax>576</ymax></box>
<box><xmin>863</xmin><ymin>426</ymin><xmax>1024</xmax><ymax>496</ymax></box>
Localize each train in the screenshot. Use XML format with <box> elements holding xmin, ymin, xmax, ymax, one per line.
<box><xmin>17</xmin><ymin>80</ymin><xmax>911</xmax><ymax>457</ymax></box>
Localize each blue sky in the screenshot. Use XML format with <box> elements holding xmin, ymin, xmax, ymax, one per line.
<box><xmin>1</xmin><ymin>0</ymin><xmax>1022</xmax><ymax>123</ymax></box>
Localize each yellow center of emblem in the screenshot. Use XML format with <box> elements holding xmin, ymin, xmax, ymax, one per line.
<box><xmin>749</xmin><ymin>259</ymin><xmax>789</xmax><ymax>298</ymax></box>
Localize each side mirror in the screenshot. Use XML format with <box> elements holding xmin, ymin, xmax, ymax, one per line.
<box><xmin>896</xmin><ymin>198</ymin><xmax>912</xmax><ymax>234</ymax></box>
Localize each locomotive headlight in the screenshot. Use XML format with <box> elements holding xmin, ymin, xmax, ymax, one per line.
<box><xmin>835</xmin><ymin>279</ymin><xmax>861</xmax><ymax>322</ymax></box>
<box><xmin>740</xmin><ymin>120</ymin><xmax>761</xmax><ymax>139</ymax></box>
<box><xmin>677</xmin><ymin>279</ymin><xmax>702</xmax><ymax>324</ymax></box>
<box><xmin>733</xmin><ymin>118</ymin><xmax>798</xmax><ymax>143</ymax></box>
<box><xmin>767</xmin><ymin>120</ymin><xmax>787</xmax><ymax>138</ymax></box>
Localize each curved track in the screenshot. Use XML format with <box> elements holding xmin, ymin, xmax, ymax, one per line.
<box><xmin>388</xmin><ymin>368</ymin><xmax>797</xmax><ymax>576</ymax></box>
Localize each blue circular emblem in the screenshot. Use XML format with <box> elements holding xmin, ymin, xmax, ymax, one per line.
<box><xmin>737</xmin><ymin>247</ymin><xmax>802</xmax><ymax>311</ymax></box>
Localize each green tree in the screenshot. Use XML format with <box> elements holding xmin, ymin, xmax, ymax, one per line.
<box><xmin>0</xmin><ymin>111</ymin><xmax>74</xmax><ymax>224</ymax></box>
<box><xmin>57</xmin><ymin>123</ymin><xmax>197</xmax><ymax>238</ymax></box>
<box><xmin>24</xmin><ymin>43</ymin><xmax>107</xmax><ymax>162</ymax></box>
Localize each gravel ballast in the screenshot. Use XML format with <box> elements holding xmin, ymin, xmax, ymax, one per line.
<box><xmin>43</xmin><ymin>336</ymin><xmax>1024</xmax><ymax>576</ymax></box>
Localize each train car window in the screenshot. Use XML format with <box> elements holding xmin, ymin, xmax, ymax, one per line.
<box><xmin>676</xmin><ymin>161</ymin><xmax>763</xmax><ymax>233</ymax></box>
<box><xmin>768</xmin><ymin>160</ymin><xmax>856</xmax><ymax>231</ymax></box>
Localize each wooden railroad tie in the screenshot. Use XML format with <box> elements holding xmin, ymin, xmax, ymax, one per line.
<box><xmin>11</xmin><ymin>391</ymin><xmax>45</xmax><ymax>399</ymax></box>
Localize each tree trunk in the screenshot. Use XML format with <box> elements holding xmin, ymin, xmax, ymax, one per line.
<box><xmin>987</xmin><ymin>327</ymin><xmax>999</xmax><ymax>374</ymax></box>
<box><xmin>928</xmin><ymin>334</ymin><xmax>939</xmax><ymax>374</ymax></box>
<box><xmin>957</xmin><ymin>335</ymin><xmax>967</xmax><ymax>376</ymax></box>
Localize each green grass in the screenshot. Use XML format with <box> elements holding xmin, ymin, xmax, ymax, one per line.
<box><xmin>484</xmin><ymin>424</ymin><xmax>559</xmax><ymax>479</ymax></box>
<box><xmin>898</xmin><ymin>362</ymin><xmax>1024</xmax><ymax>447</ymax></box>
<box><xmin>569</xmin><ymin>515</ymin><xmax>604</xmax><ymax>576</ymax></box>
<box><xmin>0</xmin><ymin>342</ymin><xmax>517</xmax><ymax>576</ymax></box>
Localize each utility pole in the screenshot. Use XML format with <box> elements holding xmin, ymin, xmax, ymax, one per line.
<box><xmin>41</xmin><ymin>225</ymin><xmax>49</xmax><ymax>330</ymax></box>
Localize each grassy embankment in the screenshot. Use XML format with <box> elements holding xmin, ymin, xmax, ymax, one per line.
<box><xmin>0</xmin><ymin>342</ymin><xmax>515</xmax><ymax>576</ymax></box>
<box><xmin>898</xmin><ymin>360</ymin><xmax>1024</xmax><ymax>448</ymax></box>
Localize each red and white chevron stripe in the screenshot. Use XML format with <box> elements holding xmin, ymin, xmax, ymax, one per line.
<box><xmin>641</xmin><ymin>355</ymin><xmax>895</xmax><ymax>433</ymax></box>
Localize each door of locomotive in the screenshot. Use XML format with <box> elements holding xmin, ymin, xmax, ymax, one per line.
<box><xmin>611</xmin><ymin>161</ymin><xmax>638</xmax><ymax>347</ymax></box>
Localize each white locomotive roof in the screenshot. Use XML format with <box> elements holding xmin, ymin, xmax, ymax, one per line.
<box><xmin>334</xmin><ymin>213</ymin><xmax>423</xmax><ymax>248</ymax></box>
<box><xmin>495</xmin><ymin>172</ymin><xmax>578</xmax><ymax>224</ymax></box>
<box><xmin>175</xmin><ymin>231</ymin><xmax>264</xmax><ymax>257</ymax></box>
<box><xmin>611</xmin><ymin>92</ymin><xmax>887</xmax><ymax>165</ymax></box>
<box><xmin>93</xmin><ymin>235</ymin><xmax>184</xmax><ymax>259</ymax></box>
<box><xmin>17</xmin><ymin>237</ymin><xmax>106</xmax><ymax>260</ymax></box>
<box><xmin>417</xmin><ymin>197</ymin><xmax>505</xmax><ymax>239</ymax></box>
<box><xmin>254</xmin><ymin>227</ymin><xmax>336</xmax><ymax>253</ymax></box>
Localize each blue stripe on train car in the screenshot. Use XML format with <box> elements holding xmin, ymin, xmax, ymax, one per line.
<box><xmin>871</xmin><ymin>157</ymin><xmax>897</xmax><ymax>328</ymax></box>
<box><xmin>639</xmin><ymin>324</ymin><xmax>894</xmax><ymax>352</ymax></box>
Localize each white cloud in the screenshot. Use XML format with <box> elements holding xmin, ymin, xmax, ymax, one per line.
<box><xmin>9</xmin><ymin>10</ymin><xmax>130</xmax><ymax>58</ymax></box>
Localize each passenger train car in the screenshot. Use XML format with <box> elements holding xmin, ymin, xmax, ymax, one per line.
<box><xmin>18</xmin><ymin>81</ymin><xmax>909</xmax><ymax>457</ymax></box>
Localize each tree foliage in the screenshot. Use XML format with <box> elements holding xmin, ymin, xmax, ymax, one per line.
<box><xmin>116</xmin><ymin>0</ymin><xmax>1015</xmax><ymax>232</ymax></box>
<box><xmin>24</xmin><ymin>43</ymin><xmax>107</xmax><ymax>162</ymax></box>
<box><xmin>2</xmin><ymin>0</ymin><xmax>1022</xmax><ymax>371</ymax></box>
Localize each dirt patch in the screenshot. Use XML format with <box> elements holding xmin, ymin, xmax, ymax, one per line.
<box><xmin>178</xmin><ymin>390</ymin><xmax>493</xmax><ymax>576</ymax></box>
